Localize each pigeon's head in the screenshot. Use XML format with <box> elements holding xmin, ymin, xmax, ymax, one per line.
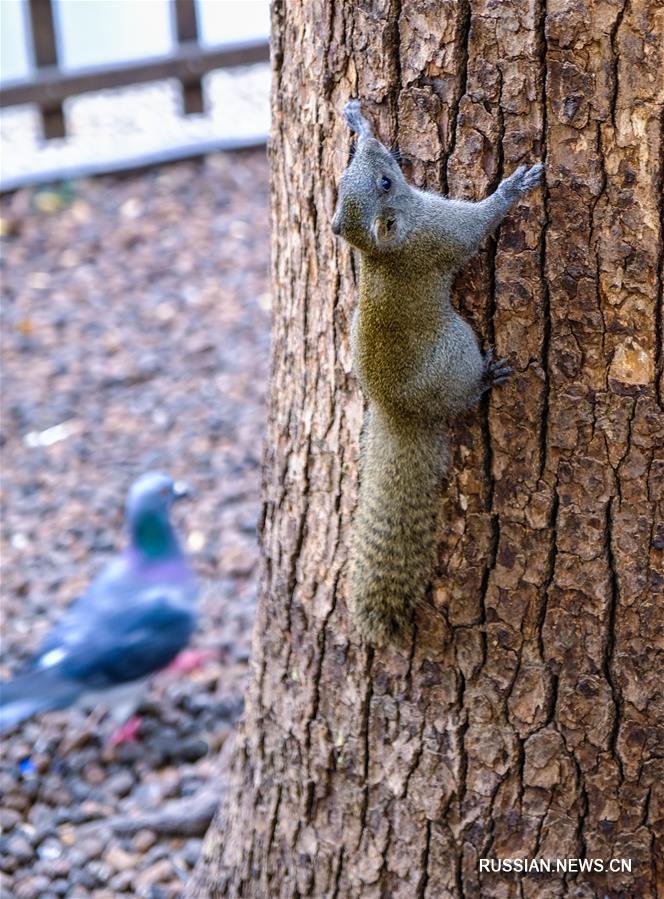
<box><xmin>126</xmin><ymin>472</ymin><xmax>190</xmax><ymax>558</ymax></box>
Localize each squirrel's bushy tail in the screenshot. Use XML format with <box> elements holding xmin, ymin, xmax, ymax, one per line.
<box><xmin>350</xmin><ymin>407</ymin><xmax>447</xmax><ymax>643</ymax></box>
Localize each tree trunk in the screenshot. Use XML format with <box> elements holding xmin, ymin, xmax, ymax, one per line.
<box><xmin>189</xmin><ymin>1</ymin><xmax>663</xmax><ymax>897</ymax></box>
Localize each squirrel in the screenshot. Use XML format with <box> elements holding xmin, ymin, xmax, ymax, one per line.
<box><xmin>332</xmin><ymin>100</ymin><xmax>543</xmax><ymax>644</ymax></box>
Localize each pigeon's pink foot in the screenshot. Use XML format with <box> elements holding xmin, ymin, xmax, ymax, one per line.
<box><xmin>110</xmin><ymin>714</ymin><xmax>142</xmax><ymax>747</ymax></box>
<box><xmin>166</xmin><ymin>649</ymin><xmax>217</xmax><ymax>674</ymax></box>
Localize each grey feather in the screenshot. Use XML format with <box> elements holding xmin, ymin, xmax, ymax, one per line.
<box><xmin>0</xmin><ymin>472</ymin><xmax>198</xmax><ymax>733</ymax></box>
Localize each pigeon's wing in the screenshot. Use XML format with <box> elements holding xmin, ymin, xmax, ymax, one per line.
<box><xmin>1</xmin><ymin>582</ymin><xmax>196</xmax><ymax>732</ymax></box>
<box><xmin>31</xmin><ymin>558</ymin><xmax>197</xmax><ymax>689</ymax></box>
<box><xmin>31</xmin><ymin>557</ymin><xmax>134</xmax><ymax>665</ymax></box>
<box><xmin>57</xmin><ymin>587</ymin><xmax>197</xmax><ymax>688</ymax></box>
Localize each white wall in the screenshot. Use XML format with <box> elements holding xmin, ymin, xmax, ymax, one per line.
<box><xmin>0</xmin><ymin>0</ymin><xmax>270</xmax><ymax>83</ymax></box>
<box><xmin>0</xmin><ymin>0</ymin><xmax>31</xmax><ymax>82</ymax></box>
<box><xmin>198</xmin><ymin>0</ymin><xmax>270</xmax><ymax>46</ymax></box>
<box><xmin>56</xmin><ymin>0</ymin><xmax>174</xmax><ymax>71</ymax></box>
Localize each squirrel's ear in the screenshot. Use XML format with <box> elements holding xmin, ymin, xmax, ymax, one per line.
<box><xmin>343</xmin><ymin>100</ymin><xmax>373</xmax><ymax>141</ymax></box>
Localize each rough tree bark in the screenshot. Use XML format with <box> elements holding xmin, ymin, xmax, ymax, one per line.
<box><xmin>190</xmin><ymin>1</ymin><xmax>663</xmax><ymax>896</ymax></box>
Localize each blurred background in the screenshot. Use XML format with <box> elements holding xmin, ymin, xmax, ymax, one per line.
<box><xmin>1</xmin><ymin>2</ymin><xmax>272</xmax><ymax>896</ymax></box>
<box><xmin>1</xmin><ymin>0</ymin><xmax>270</xmax><ymax>189</ymax></box>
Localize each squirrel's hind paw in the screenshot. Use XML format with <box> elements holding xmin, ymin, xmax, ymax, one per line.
<box><xmin>482</xmin><ymin>348</ymin><xmax>513</xmax><ymax>391</ymax></box>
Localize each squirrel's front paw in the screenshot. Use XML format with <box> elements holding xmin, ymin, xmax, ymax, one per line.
<box><xmin>501</xmin><ymin>163</ymin><xmax>544</xmax><ymax>199</ymax></box>
<box><xmin>481</xmin><ymin>348</ymin><xmax>512</xmax><ymax>392</ymax></box>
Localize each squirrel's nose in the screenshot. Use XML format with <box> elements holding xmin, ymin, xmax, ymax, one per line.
<box><xmin>331</xmin><ymin>215</ymin><xmax>341</xmax><ymax>235</ymax></box>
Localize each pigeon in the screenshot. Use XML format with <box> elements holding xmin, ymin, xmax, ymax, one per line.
<box><xmin>0</xmin><ymin>471</ymin><xmax>198</xmax><ymax>739</ymax></box>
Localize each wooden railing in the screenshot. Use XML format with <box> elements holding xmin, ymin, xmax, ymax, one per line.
<box><xmin>0</xmin><ymin>0</ymin><xmax>270</xmax><ymax>139</ymax></box>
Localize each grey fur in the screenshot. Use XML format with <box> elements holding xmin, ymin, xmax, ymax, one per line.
<box><xmin>332</xmin><ymin>100</ymin><xmax>543</xmax><ymax>643</ymax></box>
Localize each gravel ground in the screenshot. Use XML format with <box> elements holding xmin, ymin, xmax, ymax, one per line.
<box><xmin>0</xmin><ymin>151</ymin><xmax>270</xmax><ymax>898</ymax></box>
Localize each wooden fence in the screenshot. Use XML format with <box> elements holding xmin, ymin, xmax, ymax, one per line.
<box><xmin>0</xmin><ymin>0</ymin><xmax>270</xmax><ymax>140</ymax></box>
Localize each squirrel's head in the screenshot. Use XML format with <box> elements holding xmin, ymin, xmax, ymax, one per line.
<box><xmin>332</xmin><ymin>101</ymin><xmax>411</xmax><ymax>254</ymax></box>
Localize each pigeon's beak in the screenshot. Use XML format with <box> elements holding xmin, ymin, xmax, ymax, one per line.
<box><xmin>172</xmin><ymin>480</ymin><xmax>193</xmax><ymax>501</ymax></box>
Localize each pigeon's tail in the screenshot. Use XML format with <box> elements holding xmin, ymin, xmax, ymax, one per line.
<box><xmin>0</xmin><ymin>668</ymin><xmax>82</xmax><ymax>733</ymax></box>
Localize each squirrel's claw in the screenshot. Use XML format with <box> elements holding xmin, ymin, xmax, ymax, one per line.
<box><xmin>501</xmin><ymin>162</ymin><xmax>544</xmax><ymax>199</ymax></box>
<box><xmin>482</xmin><ymin>349</ymin><xmax>513</xmax><ymax>390</ymax></box>
<box><xmin>491</xmin><ymin>364</ymin><xmax>513</xmax><ymax>385</ymax></box>
<box><xmin>520</xmin><ymin>163</ymin><xmax>544</xmax><ymax>192</ymax></box>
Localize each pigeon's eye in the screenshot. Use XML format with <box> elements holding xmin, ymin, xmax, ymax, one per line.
<box><xmin>380</xmin><ymin>175</ymin><xmax>392</xmax><ymax>192</ymax></box>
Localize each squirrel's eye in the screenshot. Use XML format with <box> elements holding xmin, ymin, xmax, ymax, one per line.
<box><xmin>380</xmin><ymin>175</ymin><xmax>392</xmax><ymax>192</ymax></box>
